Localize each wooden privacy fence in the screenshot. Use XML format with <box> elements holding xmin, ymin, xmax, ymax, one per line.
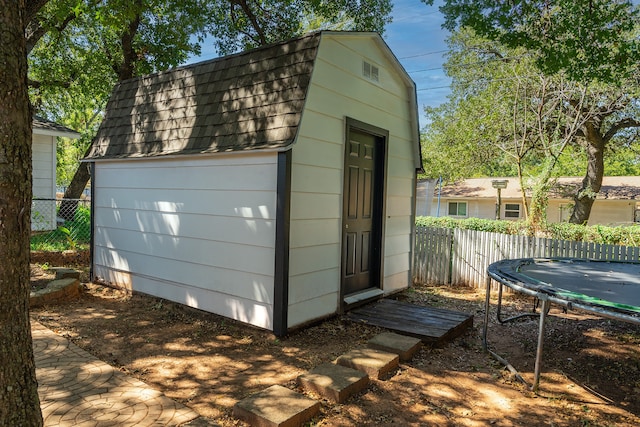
<box><xmin>413</xmin><ymin>226</ymin><xmax>640</xmax><ymax>288</ymax></box>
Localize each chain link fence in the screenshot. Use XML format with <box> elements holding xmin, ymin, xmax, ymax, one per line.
<box><xmin>31</xmin><ymin>198</ymin><xmax>91</xmax><ymax>251</ymax></box>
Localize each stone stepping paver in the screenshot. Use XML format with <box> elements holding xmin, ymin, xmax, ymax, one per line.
<box><xmin>233</xmin><ymin>385</ymin><xmax>320</xmax><ymax>427</ymax></box>
<box><xmin>297</xmin><ymin>363</ymin><xmax>369</xmax><ymax>404</ymax></box>
<box><xmin>32</xmin><ymin>321</ymin><xmax>201</xmax><ymax>426</ymax></box>
<box><xmin>336</xmin><ymin>348</ymin><xmax>399</xmax><ymax>379</ymax></box>
<box><xmin>367</xmin><ymin>332</ymin><xmax>422</xmax><ymax>361</ymax></box>
<box><xmin>51</xmin><ymin>267</ymin><xmax>81</xmax><ymax>280</ymax></box>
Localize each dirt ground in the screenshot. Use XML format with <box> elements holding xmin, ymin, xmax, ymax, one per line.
<box><xmin>30</xmin><ymin>259</ymin><xmax>640</xmax><ymax>426</ymax></box>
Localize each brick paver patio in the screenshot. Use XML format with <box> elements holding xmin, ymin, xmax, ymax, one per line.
<box><xmin>32</xmin><ymin>321</ymin><xmax>202</xmax><ymax>426</ymax></box>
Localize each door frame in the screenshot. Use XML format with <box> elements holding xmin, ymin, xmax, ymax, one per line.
<box><xmin>340</xmin><ymin>117</ymin><xmax>388</xmax><ymax>309</ymax></box>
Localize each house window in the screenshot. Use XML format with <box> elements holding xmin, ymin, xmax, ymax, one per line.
<box><xmin>448</xmin><ymin>201</ymin><xmax>467</xmax><ymax>217</ymax></box>
<box><xmin>504</xmin><ymin>203</ymin><xmax>521</xmax><ymax>218</ymax></box>
<box><xmin>559</xmin><ymin>203</ymin><xmax>573</xmax><ymax>222</ymax></box>
<box><xmin>362</xmin><ymin>61</ymin><xmax>379</xmax><ymax>82</ymax></box>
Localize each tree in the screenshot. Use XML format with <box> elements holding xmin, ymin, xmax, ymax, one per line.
<box><xmin>0</xmin><ymin>3</ymin><xmax>392</xmax><ymax>420</ymax></box>
<box><xmin>424</xmin><ymin>1</ymin><xmax>640</xmax><ymax>224</ymax></box>
<box><xmin>30</xmin><ymin>0</ymin><xmax>219</xmax><ymax>214</ymax></box>
<box><xmin>206</xmin><ymin>0</ymin><xmax>392</xmax><ymax>54</ymax></box>
<box><xmin>421</xmin><ymin>29</ymin><xmax>634</xmax><ymax>227</ymax></box>
<box><xmin>29</xmin><ymin>0</ymin><xmax>392</xmax><ymax>208</ymax></box>
<box><xmin>425</xmin><ymin>0</ymin><xmax>640</xmax><ymax>83</ymax></box>
<box><xmin>0</xmin><ymin>0</ymin><xmax>43</xmax><ymax>424</ymax></box>
<box><xmin>568</xmin><ymin>86</ymin><xmax>640</xmax><ymax>223</ymax></box>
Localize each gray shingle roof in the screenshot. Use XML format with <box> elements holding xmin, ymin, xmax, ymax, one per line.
<box><xmin>85</xmin><ymin>33</ymin><xmax>321</xmax><ymax>160</ymax></box>
<box><xmin>33</xmin><ymin>115</ymin><xmax>80</xmax><ymax>137</ymax></box>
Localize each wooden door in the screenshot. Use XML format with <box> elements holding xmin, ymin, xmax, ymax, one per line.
<box><xmin>342</xmin><ymin>127</ymin><xmax>384</xmax><ymax>297</ymax></box>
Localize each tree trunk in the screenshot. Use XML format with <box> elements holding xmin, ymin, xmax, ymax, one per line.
<box><xmin>0</xmin><ymin>0</ymin><xmax>44</xmax><ymax>424</ymax></box>
<box><xmin>527</xmin><ymin>159</ymin><xmax>556</xmax><ymax>232</ymax></box>
<box><xmin>61</xmin><ymin>8</ymin><xmax>142</xmax><ymax>215</ymax></box>
<box><xmin>569</xmin><ymin>122</ymin><xmax>605</xmax><ymax>225</ymax></box>
<box><xmin>60</xmin><ymin>153</ymin><xmax>91</xmax><ymax>220</ymax></box>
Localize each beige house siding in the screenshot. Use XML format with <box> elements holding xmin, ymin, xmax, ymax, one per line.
<box><xmin>428</xmin><ymin>177</ymin><xmax>640</xmax><ymax>226</ymax></box>
<box><xmin>432</xmin><ymin>197</ymin><xmax>637</xmax><ymax>226</ymax></box>
<box><xmin>286</xmin><ymin>34</ymin><xmax>417</xmax><ymax>328</ymax></box>
<box><xmin>546</xmin><ymin>199</ymin><xmax>636</xmax><ymax>225</ymax></box>
<box><xmin>431</xmin><ymin>199</ymin><xmax>507</xmax><ymax>220</ymax></box>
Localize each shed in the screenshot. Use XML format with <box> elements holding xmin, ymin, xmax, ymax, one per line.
<box><xmin>32</xmin><ymin>116</ymin><xmax>80</xmax><ymax>230</ymax></box>
<box><xmin>85</xmin><ymin>31</ymin><xmax>422</xmax><ymax>335</ymax></box>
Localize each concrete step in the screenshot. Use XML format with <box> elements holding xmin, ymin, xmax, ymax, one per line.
<box><xmin>297</xmin><ymin>363</ymin><xmax>369</xmax><ymax>404</ymax></box>
<box><xmin>335</xmin><ymin>348</ymin><xmax>399</xmax><ymax>380</ymax></box>
<box><xmin>52</xmin><ymin>267</ymin><xmax>81</xmax><ymax>280</ymax></box>
<box><xmin>233</xmin><ymin>385</ymin><xmax>319</xmax><ymax>427</ymax></box>
<box><xmin>30</xmin><ymin>278</ymin><xmax>81</xmax><ymax>308</ymax></box>
<box><xmin>367</xmin><ymin>332</ymin><xmax>422</xmax><ymax>362</ymax></box>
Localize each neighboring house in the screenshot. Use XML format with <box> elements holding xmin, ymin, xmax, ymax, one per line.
<box><xmin>428</xmin><ymin>177</ymin><xmax>640</xmax><ymax>226</ymax></box>
<box><xmin>84</xmin><ymin>31</ymin><xmax>422</xmax><ymax>336</ymax></box>
<box><xmin>32</xmin><ymin>116</ymin><xmax>80</xmax><ymax>231</ymax></box>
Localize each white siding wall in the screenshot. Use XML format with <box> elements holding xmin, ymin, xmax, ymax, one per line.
<box><xmin>31</xmin><ymin>133</ymin><xmax>57</xmax><ymax>230</ymax></box>
<box><xmin>93</xmin><ymin>152</ymin><xmax>279</xmax><ymax>329</ymax></box>
<box><xmin>287</xmin><ymin>34</ymin><xmax>418</xmax><ymax>328</ymax></box>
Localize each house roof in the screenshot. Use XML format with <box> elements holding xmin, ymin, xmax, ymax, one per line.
<box><xmin>435</xmin><ymin>177</ymin><xmax>640</xmax><ymax>201</ymax></box>
<box><xmin>33</xmin><ymin>115</ymin><xmax>80</xmax><ymax>138</ymax></box>
<box><xmin>85</xmin><ymin>32</ymin><xmax>323</xmax><ymax>160</ymax></box>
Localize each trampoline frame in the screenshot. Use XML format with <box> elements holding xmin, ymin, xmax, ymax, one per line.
<box><xmin>482</xmin><ymin>257</ymin><xmax>640</xmax><ymax>392</ymax></box>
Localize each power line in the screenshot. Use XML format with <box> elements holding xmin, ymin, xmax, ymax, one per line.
<box><xmin>399</xmin><ymin>49</ymin><xmax>448</xmax><ymax>59</ymax></box>
<box><xmin>417</xmin><ymin>85</ymin><xmax>451</xmax><ymax>92</ymax></box>
<box><xmin>416</xmin><ymin>74</ymin><xmax>538</xmax><ymax>92</ymax></box>
<box><xmin>408</xmin><ymin>66</ymin><xmax>443</xmax><ymax>73</ymax></box>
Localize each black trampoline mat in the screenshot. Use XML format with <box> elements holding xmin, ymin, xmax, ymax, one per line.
<box><xmin>492</xmin><ymin>258</ymin><xmax>640</xmax><ymax>312</ymax></box>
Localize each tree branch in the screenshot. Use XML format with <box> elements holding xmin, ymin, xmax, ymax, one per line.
<box><xmin>231</xmin><ymin>0</ymin><xmax>267</xmax><ymax>45</ymax></box>
<box><xmin>28</xmin><ymin>78</ymin><xmax>71</xmax><ymax>89</ymax></box>
<box><xmin>603</xmin><ymin>118</ymin><xmax>640</xmax><ymax>143</ymax></box>
<box><xmin>25</xmin><ymin>0</ymin><xmax>50</xmax><ymax>24</ymax></box>
<box><xmin>116</xmin><ymin>8</ymin><xmax>142</xmax><ymax>81</ymax></box>
<box><xmin>26</xmin><ymin>11</ymin><xmax>76</xmax><ymax>54</ymax></box>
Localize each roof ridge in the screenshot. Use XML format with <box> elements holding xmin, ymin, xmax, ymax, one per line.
<box><xmin>115</xmin><ymin>31</ymin><xmax>324</xmax><ymax>87</ymax></box>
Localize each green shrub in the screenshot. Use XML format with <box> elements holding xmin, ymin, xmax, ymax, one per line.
<box><xmin>30</xmin><ymin>204</ymin><xmax>91</xmax><ymax>251</ymax></box>
<box><xmin>416</xmin><ymin>216</ymin><xmax>640</xmax><ymax>247</ymax></box>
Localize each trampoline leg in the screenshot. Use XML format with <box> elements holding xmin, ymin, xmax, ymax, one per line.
<box><xmin>482</xmin><ymin>275</ymin><xmax>492</xmax><ymax>352</ymax></box>
<box><xmin>497</xmin><ymin>281</ymin><xmax>540</xmax><ymax>324</ymax></box>
<box><xmin>533</xmin><ymin>298</ymin><xmax>550</xmax><ymax>392</ymax></box>
<box><xmin>483</xmin><ymin>275</ymin><xmax>532</xmax><ymax>388</ymax></box>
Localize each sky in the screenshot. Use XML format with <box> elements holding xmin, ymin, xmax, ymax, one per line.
<box><xmin>384</xmin><ymin>0</ymin><xmax>451</xmax><ymax>126</ymax></box>
<box><xmin>186</xmin><ymin>0</ymin><xmax>451</xmax><ymax>128</ymax></box>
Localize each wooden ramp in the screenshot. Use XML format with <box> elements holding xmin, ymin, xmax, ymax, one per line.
<box><xmin>347</xmin><ymin>299</ymin><xmax>473</xmax><ymax>346</ymax></box>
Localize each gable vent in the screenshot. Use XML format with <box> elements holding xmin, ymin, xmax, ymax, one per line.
<box><xmin>362</xmin><ymin>60</ymin><xmax>379</xmax><ymax>82</ymax></box>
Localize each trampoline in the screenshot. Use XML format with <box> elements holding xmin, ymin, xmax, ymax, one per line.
<box><xmin>483</xmin><ymin>258</ymin><xmax>640</xmax><ymax>391</ymax></box>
